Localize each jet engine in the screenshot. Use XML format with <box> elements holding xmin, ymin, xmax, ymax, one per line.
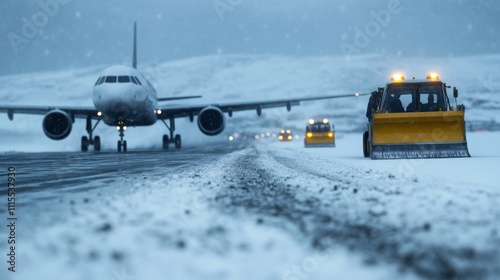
<box><xmin>197</xmin><ymin>106</ymin><xmax>226</xmax><ymax>136</ymax></box>
<box><xmin>42</xmin><ymin>109</ymin><xmax>73</xmax><ymax>140</ymax></box>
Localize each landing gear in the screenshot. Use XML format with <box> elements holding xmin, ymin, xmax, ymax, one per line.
<box><xmin>94</xmin><ymin>136</ymin><xmax>101</xmax><ymax>152</ymax></box>
<box><xmin>117</xmin><ymin>140</ymin><xmax>127</xmax><ymax>152</ymax></box>
<box><xmin>175</xmin><ymin>134</ymin><xmax>181</xmax><ymax>149</ymax></box>
<box><xmin>116</xmin><ymin>123</ymin><xmax>128</xmax><ymax>152</ymax></box>
<box><xmin>161</xmin><ymin>116</ymin><xmax>182</xmax><ymax>150</ymax></box>
<box><xmin>81</xmin><ymin>136</ymin><xmax>89</xmax><ymax>152</ymax></box>
<box><xmin>162</xmin><ymin>135</ymin><xmax>169</xmax><ymax>150</ymax></box>
<box><xmin>81</xmin><ymin>115</ymin><xmax>102</xmax><ymax>152</ymax></box>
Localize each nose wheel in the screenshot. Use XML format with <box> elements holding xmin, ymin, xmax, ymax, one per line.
<box><xmin>117</xmin><ymin>139</ymin><xmax>127</xmax><ymax>152</ymax></box>
<box><xmin>161</xmin><ymin>116</ymin><xmax>182</xmax><ymax>150</ymax></box>
<box><xmin>117</xmin><ymin>123</ymin><xmax>128</xmax><ymax>152</ymax></box>
<box><xmin>81</xmin><ymin>116</ymin><xmax>101</xmax><ymax>152</ymax></box>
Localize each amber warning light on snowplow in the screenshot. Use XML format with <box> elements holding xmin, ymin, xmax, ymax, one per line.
<box><xmin>391</xmin><ymin>74</ymin><xmax>405</xmax><ymax>81</ymax></box>
<box><xmin>426</xmin><ymin>73</ymin><xmax>440</xmax><ymax>80</ymax></box>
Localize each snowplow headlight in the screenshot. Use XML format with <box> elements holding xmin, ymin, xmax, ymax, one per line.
<box><xmin>309</xmin><ymin>119</ymin><xmax>315</xmax><ymax>125</ymax></box>
<box><xmin>426</xmin><ymin>73</ymin><xmax>440</xmax><ymax>80</ymax></box>
<box><xmin>391</xmin><ymin>74</ymin><xmax>405</xmax><ymax>81</ymax></box>
<box><xmin>279</xmin><ymin>135</ymin><xmax>283</xmax><ymax>140</ymax></box>
<box><xmin>328</xmin><ymin>132</ymin><xmax>333</xmax><ymax>137</ymax></box>
<box><xmin>288</xmin><ymin>135</ymin><xmax>292</xmax><ymax>140</ymax></box>
<box><xmin>286</xmin><ymin>130</ymin><xmax>291</xmax><ymax>134</ymax></box>
<box><xmin>323</xmin><ymin>119</ymin><xmax>328</xmax><ymax>124</ymax></box>
<box><xmin>307</xmin><ymin>132</ymin><xmax>313</xmax><ymax>138</ymax></box>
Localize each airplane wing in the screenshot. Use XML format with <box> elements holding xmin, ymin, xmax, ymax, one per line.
<box><xmin>0</xmin><ymin>105</ymin><xmax>98</xmax><ymax>120</ymax></box>
<box><xmin>157</xmin><ymin>95</ymin><xmax>202</xmax><ymax>102</ymax></box>
<box><xmin>157</xmin><ymin>93</ymin><xmax>367</xmax><ymax>119</ymax></box>
<box><xmin>0</xmin><ymin>93</ymin><xmax>367</xmax><ymax>121</ymax></box>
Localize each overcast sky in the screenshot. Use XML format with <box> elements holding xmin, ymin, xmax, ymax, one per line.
<box><xmin>1</xmin><ymin>0</ymin><xmax>499</xmax><ymax>76</ymax></box>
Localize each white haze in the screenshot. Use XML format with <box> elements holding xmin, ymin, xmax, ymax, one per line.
<box><xmin>1</xmin><ymin>0</ymin><xmax>500</xmax><ymax>76</ymax></box>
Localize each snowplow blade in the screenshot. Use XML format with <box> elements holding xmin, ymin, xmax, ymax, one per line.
<box><xmin>304</xmin><ymin>133</ymin><xmax>335</xmax><ymax>147</ymax></box>
<box><xmin>371</xmin><ymin>111</ymin><xmax>470</xmax><ymax>159</ymax></box>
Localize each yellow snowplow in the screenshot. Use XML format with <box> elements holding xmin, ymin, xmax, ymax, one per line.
<box><xmin>304</xmin><ymin>119</ymin><xmax>335</xmax><ymax>147</ymax></box>
<box><xmin>363</xmin><ymin>73</ymin><xmax>470</xmax><ymax>159</ymax></box>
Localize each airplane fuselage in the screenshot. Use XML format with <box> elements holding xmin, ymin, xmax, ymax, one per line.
<box><xmin>92</xmin><ymin>65</ymin><xmax>158</xmax><ymax>127</ymax></box>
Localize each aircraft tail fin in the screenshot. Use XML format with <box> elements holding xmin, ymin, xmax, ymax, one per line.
<box><xmin>132</xmin><ymin>22</ymin><xmax>137</xmax><ymax>69</ymax></box>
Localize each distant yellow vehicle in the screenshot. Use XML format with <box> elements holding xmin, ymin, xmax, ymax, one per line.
<box><xmin>304</xmin><ymin>119</ymin><xmax>335</xmax><ymax>147</ymax></box>
<box><xmin>278</xmin><ymin>129</ymin><xmax>293</xmax><ymax>141</ymax></box>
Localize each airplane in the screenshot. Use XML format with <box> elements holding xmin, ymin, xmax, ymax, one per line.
<box><xmin>0</xmin><ymin>23</ymin><xmax>365</xmax><ymax>152</ymax></box>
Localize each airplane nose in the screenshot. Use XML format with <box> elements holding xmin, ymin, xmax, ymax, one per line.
<box><xmin>94</xmin><ymin>85</ymin><xmax>146</xmax><ymax>104</ymax></box>
<box><xmin>131</xmin><ymin>88</ymin><xmax>147</xmax><ymax>101</ymax></box>
<box><xmin>107</xmin><ymin>101</ymin><xmax>134</xmax><ymax>122</ymax></box>
<box><xmin>93</xmin><ymin>84</ymin><xmax>148</xmax><ymax>123</ymax></box>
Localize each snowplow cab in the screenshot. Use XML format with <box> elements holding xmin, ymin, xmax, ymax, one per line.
<box><xmin>363</xmin><ymin>73</ymin><xmax>470</xmax><ymax>159</ymax></box>
<box><xmin>304</xmin><ymin>119</ymin><xmax>335</xmax><ymax>147</ymax></box>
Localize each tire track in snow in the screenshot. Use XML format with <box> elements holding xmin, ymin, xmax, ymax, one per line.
<box><xmin>212</xmin><ymin>145</ymin><xmax>500</xmax><ymax>279</ymax></box>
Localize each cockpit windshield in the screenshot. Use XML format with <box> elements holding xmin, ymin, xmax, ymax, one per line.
<box><xmin>130</xmin><ymin>76</ymin><xmax>141</xmax><ymax>85</ymax></box>
<box><xmin>95</xmin><ymin>76</ymin><xmax>141</xmax><ymax>86</ymax></box>
<box><xmin>95</xmin><ymin>76</ymin><xmax>105</xmax><ymax>86</ymax></box>
<box><xmin>118</xmin><ymin>76</ymin><xmax>131</xmax><ymax>83</ymax></box>
<box><xmin>105</xmin><ymin>76</ymin><xmax>117</xmax><ymax>83</ymax></box>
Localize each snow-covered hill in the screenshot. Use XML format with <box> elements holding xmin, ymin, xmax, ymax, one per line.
<box><xmin>1</xmin><ymin>54</ymin><xmax>500</xmax><ymax>152</ymax></box>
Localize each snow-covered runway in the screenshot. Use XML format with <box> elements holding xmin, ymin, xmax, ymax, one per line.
<box><xmin>1</xmin><ymin>132</ymin><xmax>499</xmax><ymax>280</ymax></box>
